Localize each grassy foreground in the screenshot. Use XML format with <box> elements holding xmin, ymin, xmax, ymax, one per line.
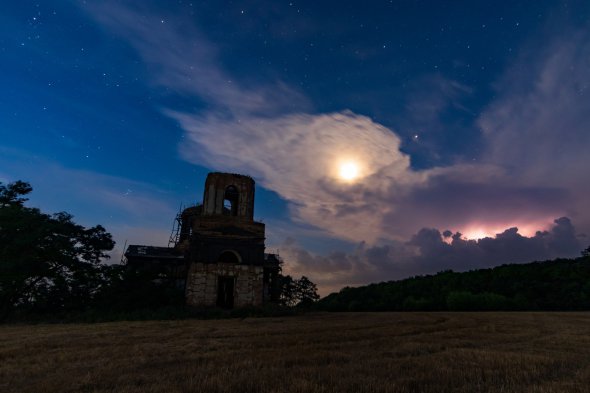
<box><xmin>2</xmin><ymin>312</ymin><xmax>590</xmax><ymax>393</ymax></box>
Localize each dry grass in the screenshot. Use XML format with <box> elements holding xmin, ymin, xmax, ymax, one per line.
<box><xmin>1</xmin><ymin>312</ymin><xmax>590</xmax><ymax>392</ymax></box>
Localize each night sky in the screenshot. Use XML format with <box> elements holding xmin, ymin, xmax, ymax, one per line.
<box><xmin>2</xmin><ymin>1</ymin><xmax>589</xmax><ymax>294</ymax></box>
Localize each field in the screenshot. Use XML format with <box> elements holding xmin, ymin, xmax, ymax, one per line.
<box><xmin>2</xmin><ymin>312</ymin><xmax>590</xmax><ymax>393</ymax></box>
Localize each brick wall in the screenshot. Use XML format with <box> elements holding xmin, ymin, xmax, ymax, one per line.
<box><xmin>185</xmin><ymin>263</ymin><xmax>264</xmax><ymax>307</ymax></box>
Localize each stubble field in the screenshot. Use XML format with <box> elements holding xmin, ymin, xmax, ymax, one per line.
<box><xmin>2</xmin><ymin>312</ymin><xmax>590</xmax><ymax>393</ymax></box>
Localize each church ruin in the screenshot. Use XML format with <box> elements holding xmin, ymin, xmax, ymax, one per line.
<box><xmin>124</xmin><ymin>172</ymin><xmax>281</xmax><ymax>308</ymax></box>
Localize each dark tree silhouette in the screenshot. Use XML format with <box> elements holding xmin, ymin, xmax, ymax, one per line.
<box><xmin>295</xmin><ymin>276</ymin><xmax>320</xmax><ymax>305</ymax></box>
<box><xmin>278</xmin><ymin>274</ymin><xmax>297</xmax><ymax>307</ymax></box>
<box><xmin>318</xmin><ymin>256</ymin><xmax>590</xmax><ymax>312</ymax></box>
<box><xmin>279</xmin><ymin>274</ymin><xmax>319</xmax><ymax>307</ymax></box>
<box><xmin>0</xmin><ymin>180</ymin><xmax>32</xmax><ymax>206</ymax></box>
<box><xmin>0</xmin><ymin>181</ymin><xmax>114</xmax><ymax>320</ymax></box>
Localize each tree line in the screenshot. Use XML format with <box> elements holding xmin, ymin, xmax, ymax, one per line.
<box><xmin>0</xmin><ymin>181</ymin><xmax>318</xmax><ymax>322</ymax></box>
<box><xmin>317</xmin><ymin>250</ymin><xmax>590</xmax><ymax>312</ymax></box>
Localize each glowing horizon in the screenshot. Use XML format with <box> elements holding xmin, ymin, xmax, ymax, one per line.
<box><xmin>459</xmin><ymin>219</ymin><xmax>554</xmax><ymax>240</ymax></box>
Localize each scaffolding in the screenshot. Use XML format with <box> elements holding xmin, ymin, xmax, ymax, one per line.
<box><xmin>168</xmin><ymin>206</ymin><xmax>183</xmax><ymax>248</ymax></box>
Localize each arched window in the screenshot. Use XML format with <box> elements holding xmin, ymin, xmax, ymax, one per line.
<box><xmin>218</xmin><ymin>250</ymin><xmax>241</xmax><ymax>264</ymax></box>
<box><xmin>223</xmin><ymin>185</ymin><xmax>239</xmax><ymax>216</ymax></box>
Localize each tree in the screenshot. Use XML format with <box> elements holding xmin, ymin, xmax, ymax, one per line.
<box><xmin>0</xmin><ymin>180</ymin><xmax>32</xmax><ymax>207</ymax></box>
<box><xmin>295</xmin><ymin>276</ymin><xmax>320</xmax><ymax>306</ymax></box>
<box><xmin>278</xmin><ymin>274</ymin><xmax>319</xmax><ymax>307</ymax></box>
<box><xmin>582</xmin><ymin>246</ymin><xmax>590</xmax><ymax>258</ymax></box>
<box><xmin>0</xmin><ymin>181</ymin><xmax>114</xmax><ymax>320</ymax></box>
<box><xmin>278</xmin><ymin>274</ymin><xmax>297</xmax><ymax>307</ymax></box>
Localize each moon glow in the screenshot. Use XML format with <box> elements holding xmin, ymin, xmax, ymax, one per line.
<box><xmin>338</xmin><ymin>161</ymin><xmax>360</xmax><ymax>182</ymax></box>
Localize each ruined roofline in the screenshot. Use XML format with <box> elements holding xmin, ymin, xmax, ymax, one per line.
<box><xmin>124</xmin><ymin>245</ymin><xmax>183</xmax><ymax>259</ymax></box>
<box><xmin>207</xmin><ymin>172</ymin><xmax>254</xmax><ymax>181</ymax></box>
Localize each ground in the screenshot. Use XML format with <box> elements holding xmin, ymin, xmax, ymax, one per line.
<box><xmin>2</xmin><ymin>312</ymin><xmax>590</xmax><ymax>392</ymax></box>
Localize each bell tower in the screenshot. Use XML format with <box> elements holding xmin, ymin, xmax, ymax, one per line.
<box><xmin>202</xmin><ymin>172</ymin><xmax>255</xmax><ymax>219</ymax></box>
<box><xmin>183</xmin><ymin>172</ymin><xmax>278</xmax><ymax>308</ymax></box>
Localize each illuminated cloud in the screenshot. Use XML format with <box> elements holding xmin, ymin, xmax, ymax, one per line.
<box><xmin>81</xmin><ymin>2</ymin><xmax>589</xmax><ymax>293</ymax></box>
<box><xmin>84</xmin><ymin>2</ymin><xmax>589</xmax><ymax>246</ymax></box>
<box><xmin>172</xmin><ymin>110</ymin><xmax>426</xmax><ymax>242</ymax></box>
<box><xmin>283</xmin><ymin>217</ymin><xmax>584</xmax><ymax>295</ymax></box>
<box><xmin>84</xmin><ymin>1</ymin><xmax>430</xmax><ymax>243</ymax></box>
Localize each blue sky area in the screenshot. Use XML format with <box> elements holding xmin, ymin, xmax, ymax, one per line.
<box><xmin>1</xmin><ymin>1</ymin><xmax>589</xmax><ymax>293</ymax></box>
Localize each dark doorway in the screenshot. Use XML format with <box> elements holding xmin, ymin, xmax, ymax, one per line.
<box><xmin>217</xmin><ymin>276</ymin><xmax>235</xmax><ymax>308</ymax></box>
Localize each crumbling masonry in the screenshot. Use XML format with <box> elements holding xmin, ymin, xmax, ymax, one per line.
<box><xmin>124</xmin><ymin>173</ymin><xmax>281</xmax><ymax>308</ymax></box>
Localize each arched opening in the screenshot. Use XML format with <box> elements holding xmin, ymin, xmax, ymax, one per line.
<box><xmin>218</xmin><ymin>250</ymin><xmax>241</xmax><ymax>264</ymax></box>
<box><xmin>223</xmin><ymin>185</ymin><xmax>239</xmax><ymax>216</ymax></box>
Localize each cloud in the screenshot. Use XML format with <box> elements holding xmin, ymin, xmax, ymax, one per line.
<box><xmin>281</xmin><ymin>217</ymin><xmax>585</xmax><ymax>295</ymax></box>
<box><xmin>82</xmin><ymin>1</ymin><xmax>430</xmax><ymax>243</ymax></box>
<box><xmin>398</xmin><ymin>75</ymin><xmax>476</xmax><ymax>165</ymax></box>
<box><xmin>81</xmin><ymin>2</ymin><xmax>589</xmax><ymax>293</ymax></box>
<box><xmin>173</xmin><ymin>110</ymin><xmax>426</xmax><ymax>242</ymax></box>
<box><xmin>380</xmin><ymin>164</ymin><xmax>570</xmax><ymax>239</ymax></box>
<box><xmin>0</xmin><ymin>146</ymin><xmax>178</xmax><ymax>251</ymax></box>
<box><xmin>478</xmin><ymin>26</ymin><xmax>590</xmax><ymax>234</ymax></box>
<box><xmin>408</xmin><ymin>217</ymin><xmax>583</xmax><ymax>271</ymax></box>
<box><xmin>83</xmin><ymin>1</ymin><xmax>309</xmax><ymax>117</ymax></box>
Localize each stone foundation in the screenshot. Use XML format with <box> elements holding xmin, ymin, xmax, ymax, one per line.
<box><xmin>185</xmin><ymin>263</ymin><xmax>264</xmax><ymax>307</ymax></box>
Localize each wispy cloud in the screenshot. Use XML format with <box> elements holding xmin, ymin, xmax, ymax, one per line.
<box><xmin>82</xmin><ymin>1</ymin><xmax>436</xmax><ymax>243</ymax></box>
<box><xmin>84</xmin><ymin>1</ymin><xmax>309</xmax><ymax>117</ymax></box>
<box><xmin>478</xmin><ymin>26</ymin><xmax>590</xmax><ymax>235</ymax></box>
<box><xmin>83</xmin><ymin>2</ymin><xmax>589</xmax><ymax>241</ymax></box>
<box><xmin>0</xmin><ymin>146</ymin><xmax>178</xmax><ymax>249</ymax></box>
<box><xmin>80</xmin><ymin>2</ymin><xmax>590</xmax><ymax>291</ymax></box>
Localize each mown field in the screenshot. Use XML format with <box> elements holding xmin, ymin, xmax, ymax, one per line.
<box><xmin>1</xmin><ymin>312</ymin><xmax>590</xmax><ymax>393</ymax></box>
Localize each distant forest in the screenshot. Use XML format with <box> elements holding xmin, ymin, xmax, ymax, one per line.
<box><xmin>317</xmin><ymin>251</ymin><xmax>590</xmax><ymax>312</ymax></box>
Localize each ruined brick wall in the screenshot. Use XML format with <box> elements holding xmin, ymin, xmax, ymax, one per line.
<box><xmin>202</xmin><ymin>173</ymin><xmax>255</xmax><ymax>220</ymax></box>
<box><xmin>185</xmin><ymin>263</ymin><xmax>264</xmax><ymax>307</ymax></box>
<box><xmin>187</xmin><ymin>215</ymin><xmax>266</xmax><ymax>265</ymax></box>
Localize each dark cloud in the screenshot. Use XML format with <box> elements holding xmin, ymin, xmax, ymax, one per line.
<box><xmin>381</xmin><ymin>170</ymin><xmax>571</xmax><ymax>239</ymax></box>
<box><xmin>283</xmin><ymin>217</ymin><xmax>585</xmax><ymax>295</ymax></box>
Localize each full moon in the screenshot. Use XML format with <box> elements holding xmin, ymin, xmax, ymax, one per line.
<box><xmin>338</xmin><ymin>161</ymin><xmax>360</xmax><ymax>181</ymax></box>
